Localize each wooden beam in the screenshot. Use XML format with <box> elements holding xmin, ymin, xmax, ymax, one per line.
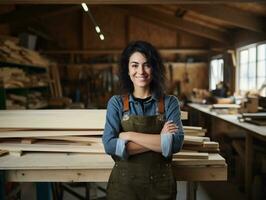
<box><xmin>0</xmin><ymin>0</ymin><xmax>264</xmax><ymax>4</ymax></box>
<box><xmin>116</xmin><ymin>5</ymin><xmax>229</xmax><ymax>43</ymax></box>
<box><xmin>181</xmin><ymin>5</ymin><xmax>265</xmax><ymax>33</ymax></box>
<box><xmin>42</xmin><ymin>49</ymin><xmax>210</xmax><ymax>55</ymax></box>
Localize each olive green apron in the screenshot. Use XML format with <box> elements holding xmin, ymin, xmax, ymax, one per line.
<box><xmin>107</xmin><ymin>95</ymin><xmax>177</xmax><ymax>200</ymax></box>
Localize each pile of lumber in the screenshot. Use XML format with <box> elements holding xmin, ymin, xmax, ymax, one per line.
<box><xmin>28</xmin><ymin>91</ymin><xmax>48</xmax><ymax>109</ymax></box>
<box><xmin>6</xmin><ymin>92</ymin><xmax>48</xmax><ymax>110</ymax></box>
<box><xmin>0</xmin><ymin>110</ymin><xmax>219</xmax><ymax>161</ymax></box>
<box><xmin>0</xmin><ymin>67</ymin><xmax>49</xmax><ymax>89</ymax></box>
<box><xmin>6</xmin><ymin>94</ymin><xmax>27</xmax><ymax>109</ymax></box>
<box><xmin>0</xmin><ymin>40</ymin><xmax>50</xmax><ymax>67</ymax></box>
<box><xmin>182</xmin><ymin>126</ymin><xmax>219</xmax><ymax>152</ymax></box>
<box><xmin>0</xmin><ymin>67</ymin><xmax>30</xmax><ymax>88</ymax></box>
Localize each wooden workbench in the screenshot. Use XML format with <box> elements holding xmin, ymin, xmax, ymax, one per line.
<box><xmin>0</xmin><ymin>152</ymin><xmax>226</xmax><ymax>182</ymax></box>
<box><xmin>188</xmin><ymin>103</ymin><xmax>266</xmax><ymax>200</ymax></box>
<box><xmin>0</xmin><ymin>109</ymin><xmax>227</xmax><ymax>200</ymax></box>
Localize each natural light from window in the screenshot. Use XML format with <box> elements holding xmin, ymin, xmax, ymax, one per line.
<box><xmin>238</xmin><ymin>43</ymin><xmax>266</xmax><ymax>96</ymax></box>
<box><xmin>210</xmin><ymin>58</ymin><xmax>224</xmax><ymax>90</ymax></box>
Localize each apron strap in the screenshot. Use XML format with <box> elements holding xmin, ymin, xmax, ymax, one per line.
<box><xmin>158</xmin><ymin>96</ymin><xmax>164</xmax><ymax>114</ymax></box>
<box><xmin>123</xmin><ymin>94</ymin><xmax>165</xmax><ymax>114</ymax></box>
<box><xmin>122</xmin><ymin>94</ymin><xmax>129</xmax><ymax>112</ymax></box>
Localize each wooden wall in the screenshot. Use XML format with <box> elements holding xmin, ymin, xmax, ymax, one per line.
<box><xmin>233</xmin><ymin>29</ymin><xmax>266</xmax><ymax>49</ymax></box>
<box><xmin>166</xmin><ymin>62</ymin><xmax>208</xmax><ymax>96</ymax></box>
<box><xmin>25</xmin><ymin>6</ymin><xmax>209</xmax><ymax>52</ymax></box>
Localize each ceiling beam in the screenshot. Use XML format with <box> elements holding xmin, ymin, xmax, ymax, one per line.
<box><xmin>42</xmin><ymin>48</ymin><xmax>210</xmax><ymax>55</ymax></box>
<box><xmin>180</xmin><ymin>5</ymin><xmax>266</xmax><ymax>33</ymax></box>
<box><xmin>116</xmin><ymin>5</ymin><xmax>230</xmax><ymax>43</ymax></box>
<box><xmin>0</xmin><ymin>0</ymin><xmax>265</xmax><ymax>4</ymax></box>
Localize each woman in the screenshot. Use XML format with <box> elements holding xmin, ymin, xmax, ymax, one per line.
<box><xmin>102</xmin><ymin>41</ymin><xmax>184</xmax><ymax>200</ymax></box>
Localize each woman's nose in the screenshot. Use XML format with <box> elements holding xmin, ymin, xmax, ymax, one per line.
<box><xmin>137</xmin><ymin>66</ymin><xmax>144</xmax><ymax>74</ymax></box>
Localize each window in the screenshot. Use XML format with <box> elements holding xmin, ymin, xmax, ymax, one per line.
<box><xmin>238</xmin><ymin>42</ymin><xmax>266</xmax><ymax>96</ymax></box>
<box><xmin>210</xmin><ymin>58</ymin><xmax>224</xmax><ymax>90</ymax></box>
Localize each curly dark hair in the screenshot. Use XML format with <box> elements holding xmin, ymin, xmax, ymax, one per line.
<box><xmin>119</xmin><ymin>41</ymin><xmax>166</xmax><ymax>97</ymax></box>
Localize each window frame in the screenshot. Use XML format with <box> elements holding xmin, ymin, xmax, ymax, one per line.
<box><xmin>209</xmin><ymin>55</ymin><xmax>224</xmax><ymax>91</ymax></box>
<box><xmin>236</xmin><ymin>41</ymin><xmax>266</xmax><ymax>95</ymax></box>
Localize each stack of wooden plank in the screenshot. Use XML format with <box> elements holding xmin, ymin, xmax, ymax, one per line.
<box><xmin>182</xmin><ymin>126</ymin><xmax>219</xmax><ymax>152</ymax></box>
<box><xmin>0</xmin><ymin>67</ymin><xmax>30</xmax><ymax>88</ymax></box>
<box><xmin>0</xmin><ymin>110</ymin><xmax>219</xmax><ymax>162</ymax></box>
<box><xmin>6</xmin><ymin>94</ymin><xmax>27</xmax><ymax>109</ymax></box>
<box><xmin>0</xmin><ymin>40</ymin><xmax>50</xmax><ymax>67</ymax></box>
<box><xmin>0</xmin><ymin>67</ymin><xmax>49</xmax><ymax>88</ymax></box>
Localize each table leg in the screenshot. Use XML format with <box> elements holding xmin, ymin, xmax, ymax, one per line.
<box><xmin>245</xmin><ymin>134</ymin><xmax>253</xmax><ymax>200</ymax></box>
<box><xmin>0</xmin><ymin>171</ymin><xmax>5</xmax><ymax>200</ymax></box>
<box><xmin>187</xmin><ymin>181</ymin><xmax>198</xmax><ymax>200</ymax></box>
<box><xmin>36</xmin><ymin>183</ymin><xmax>52</xmax><ymax>200</ymax></box>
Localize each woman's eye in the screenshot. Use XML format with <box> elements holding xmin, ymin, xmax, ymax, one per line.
<box><xmin>132</xmin><ymin>64</ymin><xmax>138</xmax><ymax>68</ymax></box>
<box><xmin>144</xmin><ymin>64</ymin><xmax>151</xmax><ymax>68</ymax></box>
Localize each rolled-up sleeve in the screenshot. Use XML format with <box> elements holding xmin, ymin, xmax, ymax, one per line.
<box><xmin>161</xmin><ymin>133</ymin><xmax>173</xmax><ymax>157</ymax></box>
<box><xmin>102</xmin><ymin>96</ymin><xmax>128</xmax><ymax>159</ymax></box>
<box><xmin>164</xmin><ymin>96</ymin><xmax>184</xmax><ymax>155</ymax></box>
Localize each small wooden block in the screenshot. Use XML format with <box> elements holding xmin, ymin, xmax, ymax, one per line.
<box><xmin>203</xmin><ymin>141</ymin><xmax>219</xmax><ymax>148</ymax></box>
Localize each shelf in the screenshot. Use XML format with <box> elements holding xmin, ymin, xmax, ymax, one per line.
<box><xmin>4</xmin><ymin>85</ymin><xmax>49</xmax><ymax>91</ymax></box>
<box><xmin>0</xmin><ymin>60</ymin><xmax>50</xmax><ymax>110</ymax></box>
<box><xmin>0</xmin><ymin>61</ymin><xmax>48</xmax><ymax>70</ymax></box>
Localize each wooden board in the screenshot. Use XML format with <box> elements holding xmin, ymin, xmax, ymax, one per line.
<box><xmin>0</xmin><ymin>131</ymin><xmax>103</xmax><ymax>138</ymax></box>
<box><xmin>183</xmin><ymin>126</ymin><xmax>203</xmax><ymax>130</ymax></box>
<box><xmin>0</xmin><ymin>110</ymin><xmax>107</xmax><ymax>129</ymax></box>
<box><xmin>0</xmin><ymin>110</ymin><xmax>188</xmax><ymax>129</ymax></box>
<box><xmin>173</xmin><ymin>153</ymin><xmax>225</xmax><ymax>166</ymax></box>
<box><xmin>203</xmin><ymin>141</ymin><xmax>219</xmax><ymax>148</ymax></box>
<box><xmin>0</xmin><ymin>143</ymin><xmax>105</xmax><ymax>154</ymax></box>
<box><xmin>173</xmin><ymin>152</ymin><xmax>208</xmax><ymax>159</ymax></box>
<box><xmin>184</xmin><ymin>135</ymin><xmax>210</xmax><ymax>145</ymax></box>
<box><xmin>38</xmin><ymin>136</ymin><xmax>102</xmax><ymax>143</ymax></box>
<box><xmin>0</xmin><ymin>152</ymin><xmax>225</xmax><ymax>170</ymax></box>
<box><xmin>184</xmin><ymin>130</ymin><xmax>206</xmax><ymax>136</ymax></box>
<box><xmin>183</xmin><ymin>145</ymin><xmax>219</xmax><ymax>153</ymax></box>
<box><xmin>6</xmin><ymin>165</ymin><xmax>227</xmax><ymax>182</ymax></box>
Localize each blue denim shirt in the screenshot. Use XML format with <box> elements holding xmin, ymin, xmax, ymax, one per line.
<box><xmin>102</xmin><ymin>93</ymin><xmax>184</xmax><ymax>159</ymax></box>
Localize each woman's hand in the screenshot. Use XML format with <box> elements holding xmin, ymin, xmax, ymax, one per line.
<box><xmin>161</xmin><ymin>120</ymin><xmax>178</xmax><ymax>134</ymax></box>
<box><xmin>119</xmin><ymin>131</ymin><xmax>132</xmax><ymax>141</ymax></box>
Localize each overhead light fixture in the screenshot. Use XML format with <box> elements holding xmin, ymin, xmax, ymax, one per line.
<box><xmin>82</xmin><ymin>4</ymin><xmax>104</xmax><ymax>41</ymax></box>
<box><xmin>81</xmin><ymin>3</ymin><xmax>88</xmax><ymax>12</ymax></box>
<box><xmin>95</xmin><ymin>26</ymin><xmax>101</xmax><ymax>33</ymax></box>
<box><xmin>99</xmin><ymin>34</ymin><xmax>105</xmax><ymax>41</ymax></box>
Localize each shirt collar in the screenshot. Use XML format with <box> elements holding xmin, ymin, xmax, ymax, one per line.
<box><xmin>128</xmin><ymin>93</ymin><xmax>158</xmax><ymax>103</ymax></box>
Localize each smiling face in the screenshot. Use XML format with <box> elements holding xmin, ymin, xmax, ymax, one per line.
<box><xmin>128</xmin><ymin>51</ymin><xmax>152</xmax><ymax>91</ymax></box>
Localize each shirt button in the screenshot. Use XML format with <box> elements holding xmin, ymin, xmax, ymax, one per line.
<box><xmin>150</xmin><ymin>176</ymin><xmax>153</xmax><ymax>180</ymax></box>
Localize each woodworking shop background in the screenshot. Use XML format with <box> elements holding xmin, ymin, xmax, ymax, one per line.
<box><xmin>0</xmin><ymin>2</ymin><xmax>266</xmax><ymax>200</ymax></box>
<box><xmin>0</xmin><ymin>4</ymin><xmax>215</xmax><ymax>109</ymax></box>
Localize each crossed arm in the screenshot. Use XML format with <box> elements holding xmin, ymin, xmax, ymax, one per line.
<box><xmin>119</xmin><ymin>121</ymin><xmax>177</xmax><ymax>155</ymax></box>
